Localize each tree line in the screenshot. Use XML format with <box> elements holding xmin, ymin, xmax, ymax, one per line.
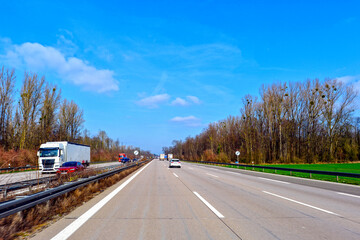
<box><xmin>0</xmin><ymin>66</ymin><xmax>151</xmax><ymax>165</ymax></box>
<box><xmin>164</xmin><ymin>79</ymin><xmax>359</xmax><ymax>164</ymax></box>
<box><xmin>0</xmin><ymin>66</ymin><xmax>84</xmax><ymax>150</ymax></box>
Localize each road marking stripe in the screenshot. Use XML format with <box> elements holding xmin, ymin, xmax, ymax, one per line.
<box><xmin>51</xmin><ymin>162</ymin><xmax>152</xmax><ymax>240</ymax></box>
<box><xmin>173</xmin><ymin>173</ymin><xmax>179</xmax><ymax>178</ymax></box>
<box><xmin>258</xmin><ymin>177</ymin><xmax>290</xmax><ymax>184</ymax></box>
<box><xmin>188</xmin><ymin>167</ymin><xmax>194</xmax><ymax>170</ymax></box>
<box><xmin>193</xmin><ymin>191</ymin><xmax>224</xmax><ymax>218</ymax></box>
<box><xmin>337</xmin><ymin>192</ymin><xmax>360</xmax><ymax>199</ymax></box>
<box><xmin>206</xmin><ymin>173</ymin><xmax>219</xmax><ymax>178</ymax></box>
<box><xmin>263</xmin><ymin>191</ymin><xmax>340</xmax><ymax>216</ymax></box>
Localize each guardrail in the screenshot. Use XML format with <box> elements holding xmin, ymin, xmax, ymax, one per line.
<box><xmin>0</xmin><ymin>160</ymin><xmax>150</xmax><ymax>219</ymax></box>
<box><xmin>184</xmin><ymin>160</ymin><xmax>360</xmax><ymax>180</ymax></box>
<box><xmin>0</xmin><ymin>166</ymin><xmax>37</xmax><ymax>173</ymax></box>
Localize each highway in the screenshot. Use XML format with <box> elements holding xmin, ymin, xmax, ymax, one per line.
<box><xmin>31</xmin><ymin>160</ymin><xmax>360</xmax><ymax>240</ymax></box>
<box><xmin>0</xmin><ymin>162</ymin><xmax>122</xmax><ymax>185</ymax></box>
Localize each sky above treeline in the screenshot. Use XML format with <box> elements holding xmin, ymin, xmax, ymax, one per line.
<box><xmin>0</xmin><ymin>1</ymin><xmax>359</xmax><ymax>154</ymax></box>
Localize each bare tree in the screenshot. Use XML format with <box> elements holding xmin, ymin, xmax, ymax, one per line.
<box><xmin>39</xmin><ymin>84</ymin><xmax>61</xmax><ymax>143</ymax></box>
<box><xmin>59</xmin><ymin>99</ymin><xmax>84</xmax><ymax>141</ymax></box>
<box><xmin>0</xmin><ymin>67</ymin><xmax>15</xmax><ymax>148</ymax></box>
<box><xmin>18</xmin><ymin>73</ymin><xmax>45</xmax><ymax>149</ymax></box>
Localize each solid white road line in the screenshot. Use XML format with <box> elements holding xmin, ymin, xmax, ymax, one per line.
<box><xmin>173</xmin><ymin>173</ymin><xmax>179</xmax><ymax>178</ymax></box>
<box><xmin>51</xmin><ymin>162</ymin><xmax>152</xmax><ymax>240</ymax></box>
<box><xmin>263</xmin><ymin>191</ymin><xmax>340</xmax><ymax>216</ymax></box>
<box><xmin>258</xmin><ymin>177</ymin><xmax>290</xmax><ymax>184</ymax></box>
<box><xmin>193</xmin><ymin>191</ymin><xmax>224</xmax><ymax>218</ymax></box>
<box><xmin>206</xmin><ymin>173</ymin><xmax>219</xmax><ymax>178</ymax></box>
<box><xmin>337</xmin><ymin>192</ymin><xmax>360</xmax><ymax>199</ymax></box>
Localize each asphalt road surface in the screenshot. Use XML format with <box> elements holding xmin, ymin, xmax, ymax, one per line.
<box><xmin>31</xmin><ymin>160</ymin><xmax>360</xmax><ymax>240</ymax></box>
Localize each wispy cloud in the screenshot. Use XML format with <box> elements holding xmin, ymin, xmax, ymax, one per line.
<box><xmin>171</xmin><ymin>97</ymin><xmax>188</xmax><ymax>106</ymax></box>
<box><xmin>170</xmin><ymin>115</ymin><xmax>202</xmax><ymax>127</ymax></box>
<box><xmin>186</xmin><ymin>95</ymin><xmax>200</xmax><ymax>104</ymax></box>
<box><xmin>0</xmin><ymin>40</ymin><xmax>119</xmax><ymax>93</ymax></box>
<box><xmin>144</xmin><ymin>43</ymin><xmax>244</xmax><ymax>71</ymax></box>
<box><xmin>136</xmin><ymin>94</ymin><xmax>170</xmax><ymax>108</ymax></box>
<box><xmin>337</xmin><ymin>74</ymin><xmax>360</xmax><ymax>92</ymax></box>
<box><xmin>171</xmin><ymin>96</ymin><xmax>201</xmax><ymax>106</ymax></box>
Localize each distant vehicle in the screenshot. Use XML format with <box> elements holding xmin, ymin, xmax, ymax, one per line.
<box><xmin>57</xmin><ymin>161</ymin><xmax>84</xmax><ymax>174</ymax></box>
<box><xmin>121</xmin><ymin>157</ymin><xmax>130</xmax><ymax>163</ymax></box>
<box><xmin>168</xmin><ymin>154</ymin><xmax>173</xmax><ymax>161</ymax></box>
<box><xmin>132</xmin><ymin>158</ymin><xmax>137</xmax><ymax>162</ymax></box>
<box><xmin>119</xmin><ymin>153</ymin><xmax>127</xmax><ymax>162</ymax></box>
<box><xmin>160</xmin><ymin>154</ymin><xmax>165</xmax><ymax>161</ymax></box>
<box><xmin>38</xmin><ymin>141</ymin><xmax>90</xmax><ymax>173</ymax></box>
<box><xmin>169</xmin><ymin>159</ymin><xmax>181</xmax><ymax>168</ymax></box>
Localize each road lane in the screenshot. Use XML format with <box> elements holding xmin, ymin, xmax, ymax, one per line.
<box><xmin>32</xmin><ymin>160</ymin><xmax>239</xmax><ymax>240</ymax></box>
<box><xmin>175</xmin><ymin>162</ymin><xmax>360</xmax><ymax>239</ymax></box>
<box><xmin>30</xmin><ymin>160</ymin><xmax>360</xmax><ymax>240</ymax></box>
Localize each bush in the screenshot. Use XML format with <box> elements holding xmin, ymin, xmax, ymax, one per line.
<box><xmin>201</xmin><ymin>149</ymin><xmax>216</xmax><ymax>162</ymax></box>
<box><xmin>0</xmin><ymin>148</ymin><xmax>37</xmax><ymax>168</ymax></box>
<box><xmin>216</xmin><ymin>152</ymin><xmax>229</xmax><ymax>163</ymax></box>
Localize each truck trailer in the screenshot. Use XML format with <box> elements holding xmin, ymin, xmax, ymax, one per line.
<box><xmin>37</xmin><ymin>141</ymin><xmax>90</xmax><ymax>173</ymax></box>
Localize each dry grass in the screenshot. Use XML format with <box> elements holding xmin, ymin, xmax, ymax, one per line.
<box><xmin>0</xmin><ymin>148</ymin><xmax>37</xmax><ymax>169</ymax></box>
<box><xmin>0</xmin><ymin>163</ymin><xmax>145</xmax><ymax>240</ymax></box>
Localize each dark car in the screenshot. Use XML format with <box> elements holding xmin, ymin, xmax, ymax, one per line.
<box><xmin>57</xmin><ymin>161</ymin><xmax>84</xmax><ymax>174</ymax></box>
<box><xmin>121</xmin><ymin>157</ymin><xmax>130</xmax><ymax>163</ymax></box>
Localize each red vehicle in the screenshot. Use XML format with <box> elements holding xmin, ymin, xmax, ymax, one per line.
<box><xmin>119</xmin><ymin>153</ymin><xmax>127</xmax><ymax>162</ymax></box>
<box><xmin>57</xmin><ymin>161</ymin><xmax>84</xmax><ymax>174</ymax></box>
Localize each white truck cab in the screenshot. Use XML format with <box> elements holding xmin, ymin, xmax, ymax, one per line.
<box><xmin>37</xmin><ymin>141</ymin><xmax>90</xmax><ymax>173</ymax></box>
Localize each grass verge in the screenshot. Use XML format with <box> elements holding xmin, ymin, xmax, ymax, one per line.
<box><xmin>199</xmin><ymin>162</ymin><xmax>360</xmax><ymax>185</ymax></box>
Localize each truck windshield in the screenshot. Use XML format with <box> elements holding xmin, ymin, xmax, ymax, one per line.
<box><xmin>39</xmin><ymin>148</ymin><xmax>58</xmax><ymax>157</ymax></box>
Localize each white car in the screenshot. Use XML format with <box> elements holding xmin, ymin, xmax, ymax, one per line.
<box><xmin>169</xmin><ymin>159</ymin><xmax>181</xmax><ymax>168</ymax></box>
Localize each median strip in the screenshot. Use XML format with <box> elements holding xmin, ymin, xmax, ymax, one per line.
<box><xmin>193</xmin><ymin>191</ymin><xmax>224</xmax><ymax>218</ymax></box>
<box><xmin>263</xmin><ymin>191</ymin><xmax>340</xmax><ymax>216</ymax></box>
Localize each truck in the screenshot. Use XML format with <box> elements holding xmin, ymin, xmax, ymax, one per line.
<box><xmin>37</xmin><ymin>141</ymin><xmax>90</xmax><ymax>173</ymax></box>
<box><xmin>160</xmin><ymin>154</ymin><xmax>165</xmax><ymax>161</ymax></box>
<box><xmin>119</xmin><ymin>153</ymin><xmax>127</xmax><ymax>162</ymax></box>
<box><xmin>168</xmin><ymin>154</ymin><xmax>173</xmax><ymax>161</ymax></box>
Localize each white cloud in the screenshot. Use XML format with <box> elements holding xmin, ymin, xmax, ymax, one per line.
<box><xmin>136</xmin><ymin>94</ymin><xmax>170</xmax><ymax>108</ymax></box>
<box><xmin>1</xmin><ymin>41</ymin><xmax>118</xmax><ymax>93</ymax></box>
<box><xmin>171</xmin><ymin>97</ymin><xmax>188</xmax><ymax>106</ymax></box>
<box><xmin>187</xmin><ymin>96</ymin><xmax>200</xmax><ymax>104</ymax></box>
<box><xmin>171</xmin><ymin>96</ymin><xmax>201</xmax><ymax>106</ymax></box>
<box><xmin>170</xmin><ymin>115</ymin><xmax>202</xmax><ymax>127</ymax></box>
<box><xmin>337</xmin><ymin>75</ymin><xmax>360</xmax><ymax>92</ymax></box>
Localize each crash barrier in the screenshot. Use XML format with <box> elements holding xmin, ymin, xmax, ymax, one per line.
<box><xmin>183</xmin><ymin>160</ymin><xmax>360</xmax><ymax>180</ymax></box>
<box><xmin>0</xmin><ymin>166</ymin><xmax>37</xmax><ymax>173</ymax></box>
<box><xmin>0</xmin><ymin>160</ymin><xmax>150</xmax><ymax>219</ymax></box>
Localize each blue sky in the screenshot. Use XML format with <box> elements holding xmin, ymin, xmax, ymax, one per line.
<box><xmin>0</xmin><ymin>1</ymin><xmax>359</xmax><ymax>154</ymax></box>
